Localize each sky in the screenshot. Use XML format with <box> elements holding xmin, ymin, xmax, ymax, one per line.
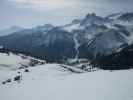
<box><xmin>0</xmin><ymin>0</ymin><xmax>133</xmax><ymax>30</ymax></box>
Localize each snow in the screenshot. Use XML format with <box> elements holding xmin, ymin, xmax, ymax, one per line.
<box><xmin>0</xmin><ymin>48</ymin><xmax>133</xmax><ymax>100</ymax></box>
<box><xmin>73</xmin><ymin>34</ymin><xmax>80</xmax><ymax>59</ymax></box>
<box><xmin>0</xmin><ymin>52</ymin><xmax>45</xmax><ymax>70</ymax></box>
<box><xmin>63</xmin><ymin>23</ymin><xmax>80</xmax><ymax>32</ymax></box>
<box><xmin>127</xmin><ymin>34</ymin><xmax>133</xmax><ymax>45</ymax></box>
<box><xmin>0</xmin><ymin>53</ymin><xmax>30</xmax><ymax>70</ymax></box>
<box><xmin>0</xmin><ymin>62</ymin><xmax>133</xmax><ymax>100</ymax></box>
<box><xmin>107</xmin><ymin>13</ymin><xmax>123</xmax><ymax>20</ymax></box>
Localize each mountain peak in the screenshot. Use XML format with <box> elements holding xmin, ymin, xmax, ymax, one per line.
<box><xmin>86</xmin><ymin>13</ymin><xmax>96</xmax><ymax>18</ymax></box>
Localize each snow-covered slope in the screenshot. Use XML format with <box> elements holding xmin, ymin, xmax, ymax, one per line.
<box><xmin>0</xmin><ymin>49</ymin><xmax>133</xmax><ymax>100</ymax></box>
<box><xmin>0</xmin><ymin>63</ymin><xmax>133</xmax><ymax>100</ymax></box>
<box><xmin>0</xmin><ymin>52</ymin><xmax>45</xmax><ymax>70</ymax></box>
<box><xmin>0</xmin><ymin>52</ymin><xmax>30</xmax><ymax>70</ymax></box>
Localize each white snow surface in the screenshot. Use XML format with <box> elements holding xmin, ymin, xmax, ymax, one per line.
<box><xmin>0</xmin><ymin>53</ymin><xmax>133</xmax><ymax>100</ymax></box>
<box><xmin>73</xmin><ymin>34</ymin><xmax>80</xmax><ymax>59</ymax></box>
<box><xmin>0</xmin><ymin>53</ymin><xmax>30</xmax><ymax>70</ymax></box>
<box><xmin>0</xmin><ymin>65</ymin><xmax>133</xmax><ymax>100</ymax></box>
<box><xmin>0</xmin><ymin>52</ymin><xmax>45</xmax><ymax>70</ymax></box>
<box><xmin>63</xmin><ymin>23</ymin><xmax>81</xmax><ymax>32</ymax></box>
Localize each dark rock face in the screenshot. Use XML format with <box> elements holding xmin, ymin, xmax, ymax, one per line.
<box><xmin>41</xmin><ymin>27</ymin><xmax>76</xmax><ymax>62</ymax></box>
<box><xmin>87</xmin><ymin>29</ymin><xmax>128</xmax><ymax>58</ymax></box>
<box><xmin>14</xmin><ymin>75</ymin><xmax>21</xmax><ymax>82</ymax></box>
<box><xmin>24</xmin><ymin>69</ymin><xmax>29</xmax><ymax>72</ymax></box>
<box><xmin>91</xmin><ymin>44</ymin><xmax>133</xmax><ymax>70</ymax></box>
<box><xmin>2</xmin><ymin>79</ymin><xmax>12</xmax><ymax>85</ymax></box>
<box><xmin>0</xmin><ymin>47</ymin><xmax>10</xmax><ymax>55</ymax></box>
<box><xmin>0</xmin><ymin>27</ymin><xmax>76</xmax><ymax>62</ymax></box>
<box><xmin>118</xmin><ymin>12</ymin><xmax>133</xmax><ymax>21</ymax></box>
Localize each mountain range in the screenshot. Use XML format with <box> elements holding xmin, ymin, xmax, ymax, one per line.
<box><xmin>0</xmin><ymin>12</ymin><xmax>133</xmax><ymax>69</ymax></box>
<box><xmin>0</xmin><ymin>26</ymin><xmax>24</xmax><ymax>36</ymax></box>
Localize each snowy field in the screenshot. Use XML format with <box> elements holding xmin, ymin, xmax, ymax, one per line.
<box><xmin>0</xmin><ymin>53</ymin><xmax>133</xmax><ymax>100</ymax></box>
<box><xmin>0</xmin><ymin>64</ymin><xmax>133</xmax><ymax>100</ymax></box>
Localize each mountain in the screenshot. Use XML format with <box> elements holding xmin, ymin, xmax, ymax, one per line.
<box><xmin>80</xmin><ymin>13</ymin><xmax>111</xmax><ymax>26</ymax></box>
<box><xmin>0</xmin><ymin>26</ymin><xmax>76</xmax><ymax>62</ymax></box>
<box><xmin>85</xmin><ymin>28</ymin><xmax>130</xmax><ymax>58</ymax></box>
<box><xmin>107</xmin><ymin>12</ymin><xmax>133</xmax><ymax>21</ymax></box>
<box><xmin>0</xmin><ymin>26</ymin><xmax>24</xmax><ymax>36</ymax></box>
<box><xmin>91</xmin><ymin>44</ymin><xmax>133</xmax><ymax>70</ymax></box>
<box><xmin>62</xmin><ymin>13</ymin><xmax>133</xmax><ymax>60</ymax></box>
<box><xmin>0</xmin><ymin>12</ymin><xmax>133</xmax><ymax>64</ymax></box>
<box><xmin>117</xmin><ymin>12</ymin><xmax>133</xmax><ymax>22</ymax></box>
<box><xmin>62</xmin><ymin>13</ymin><xmax>110</xmax><ymax>32</ymax></box>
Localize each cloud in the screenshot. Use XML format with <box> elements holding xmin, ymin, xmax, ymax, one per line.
<box><xmin>8</xmin><ymin>0</ymin><xmax>81</xmax><ymax>10</ymax></box>
<box><xmin>1</xmin><ymin>0</ymin><xmax>132</xmax><ymax>30</ymax></box>
<box><xmin>8</xmin><ymin>0</ymin><xmax>133</xmax><ymax>12</ymax></box>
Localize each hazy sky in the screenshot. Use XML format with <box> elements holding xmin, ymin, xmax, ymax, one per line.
<box><xmin>0</xmin><ymin>0</ymin><xmax>133</xmax><ymax>29</ymax></box>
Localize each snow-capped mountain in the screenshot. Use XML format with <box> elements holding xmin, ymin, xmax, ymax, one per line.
<box><xmin>0</xmin><ymin>26</ymin><xmax>24</xmax><ymax>36</ymax></box>
<box><xmin>62</xmin><ymin>19</ymin><xmax>81</xmax><ymax>32</ymax></box>
<box><xmin>107</xmin><ymin>12</ymin><xmax>133</xmax><ymax>27</ymax></box>
<box><xmin>62</xmin><ymin>13</ymin><xmax>110</xmax><ymax>32</ymax></box>
<box><xmin>80</xmin><ymin>13</ymin><xmax>111</xmax><ymax>26</ymax></box>
<box><xmin>61</xmin><ymin>12</ymin><xmax>133</xmax><ymax>59</ymax></box>
<box><xmin>107</xmin><ymin>12</ymin><xmax>133</xmax><ymax>21</ymax></box>
<box><xmin>0</xmin><ymin>12</ymin><xmax>133</xmax><ymax>63</ymax></box>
